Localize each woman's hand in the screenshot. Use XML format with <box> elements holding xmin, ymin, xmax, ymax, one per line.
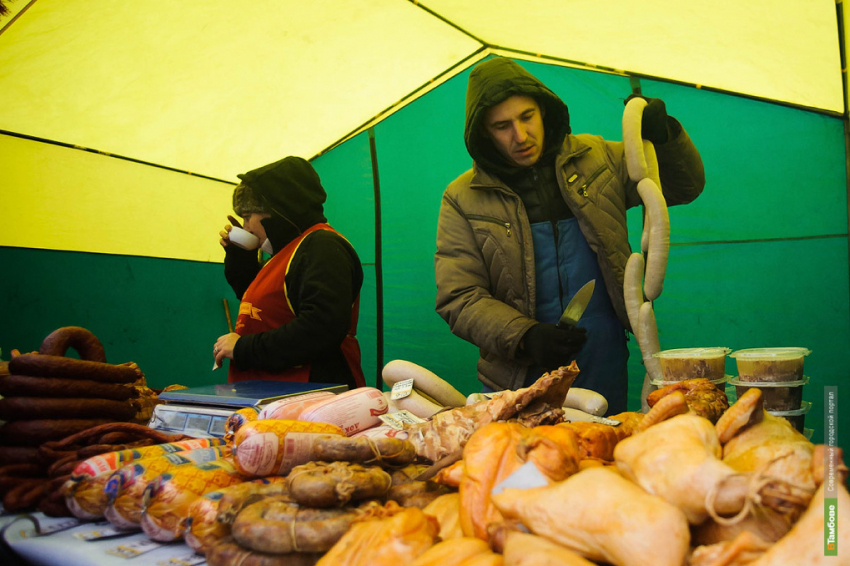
<box><xmin>219</xmin><ymin>215</ymin><xmax>243</xmax><ymax>248</ymax></box>
<box><xmin>214</xmin><ymin>332</ymin><xmax>240</xmax><ymax>366</ymax></box>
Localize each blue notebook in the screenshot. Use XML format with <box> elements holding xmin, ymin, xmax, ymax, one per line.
<box><xmin>157</xmin><ymin>380</ymin><xmax>347</xmax><ymax>408</ymax></box>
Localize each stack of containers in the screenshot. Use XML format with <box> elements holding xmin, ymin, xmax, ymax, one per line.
<box><xmin>728</xmin><ymin>347</ymin><xmax>812</xmax><ymax>438</ymax></box>
<box><xmin>651</xmin><ymin>347</ymin><xmax>731</xmax><ymax>390</ymax></box>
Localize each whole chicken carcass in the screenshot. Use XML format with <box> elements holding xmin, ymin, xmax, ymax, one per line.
<box><xmin>491</xmin><ymin>467</ymin><xmax>690</xmax><ymax>566</ymax></box>
<box><xmin>404</xmin><ymin>363</ymin><xmax>579</xmax><ymax>462</ymax></box>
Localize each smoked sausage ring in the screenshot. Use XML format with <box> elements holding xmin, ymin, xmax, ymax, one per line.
<box><xmin>39</xmin><ymin>326</ymin><xmax>107</xmax><ymax>362</ymax></box>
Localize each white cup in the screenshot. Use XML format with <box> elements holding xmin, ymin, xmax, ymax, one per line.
<box><xmin>228</xmin><ymin>226</ymin><xmax>260</xmax><ymax>250</ymax></box>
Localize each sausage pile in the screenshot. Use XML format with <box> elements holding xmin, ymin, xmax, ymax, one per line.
<box><xmin>0</xmin><ymin>326</ymin><xmax>177</xmax><ymax>515</ymax></box>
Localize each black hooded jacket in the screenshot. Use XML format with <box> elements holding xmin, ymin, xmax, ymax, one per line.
<box><xmin>224</xmin><ymin>157</ymin><xmax>363</xmax><ymax>388</ymax></box>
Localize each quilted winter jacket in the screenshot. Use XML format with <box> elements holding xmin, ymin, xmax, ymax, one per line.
<box><xmin>435</xmin><ymin>119</ymin><xmax>704</xmax><ymax>391</ymax></box>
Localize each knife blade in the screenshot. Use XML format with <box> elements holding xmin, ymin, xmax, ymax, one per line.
<box><xmin>557</xmin><ymin>279</ymin><xmax>595</xmax><ymax>329</ymax></box>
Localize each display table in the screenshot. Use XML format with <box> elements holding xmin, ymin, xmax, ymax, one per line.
<box><xmin>1</xmin><ymin>513</ymin><xmax>204</xmax><ymax>566</ymax></box>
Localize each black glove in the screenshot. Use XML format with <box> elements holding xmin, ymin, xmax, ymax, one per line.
<box><xmin>625</xmin><ymin>95</ymin><xmax>670</xmax><ymax>144</ymax></box>
<box><xmin>522</xmin><ymin>323</ymin><xmax>588</xmax><ymax>370</ymax></box>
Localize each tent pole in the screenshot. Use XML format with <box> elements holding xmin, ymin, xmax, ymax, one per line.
<box><xmin>368</xmin><ymin>127</ymin><xmax>385</xmax><ymax>390</ymax></box>
<box><xmin>837</xmin><ymin>1</ymin><xmax>850</xmax><ymax>315</ymax></box>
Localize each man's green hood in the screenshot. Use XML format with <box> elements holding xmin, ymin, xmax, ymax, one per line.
<box><xmin>464</xmin><ymin>58</ymin><xmax>571</xmax><ymax>177</ymax></box>
<box><xmin>237</xmin><ymin>156</ymin><xmax>327</xmax><ymax>250</ymax></box>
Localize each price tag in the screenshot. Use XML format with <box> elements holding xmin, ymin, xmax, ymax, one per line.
<box><xmin>589</xmin><ymin>415</ymin><xmax>622</xmax><ymax>426</ymax></box>
<box><xmin>106</xmin><ymin>538</ymin><xmax>164</xmax><ymax>558</ymax></box>
<box><xmin>379</xmin><ymin>410</ymin><xmax>426</xmax><ymax>430</ymax></box>
<box><xmin>35</xmin><ymin>516</ymin><xmax>82</xmax><ymax>536</ymax></box>
<box><xmin>390</xmin><ymin>378</ymin><xmax>414</xmax><ymax>400</ymax></box>
<box><xmin>75</xmin><ymin>525</ymin><xmax>128</xmax><ymax>541</ymax></box>
<box><xmin>157</xmin><ymin>553</ymin><xmax>206</xmax><ymax>566</ymax></box>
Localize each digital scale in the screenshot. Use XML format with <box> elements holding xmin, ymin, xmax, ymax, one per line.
<box><xmin>147</xmin><ymin>380</ymin><xmax>348</xmax><ymax>438</ymax></box>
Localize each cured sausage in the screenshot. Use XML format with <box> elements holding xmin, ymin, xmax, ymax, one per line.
<box><xmin>0</xmin><ymin>374</ymin><xmax>138</xmax><ymax>400</ymax></box>
<box><xmin>0</xmin><ymin>397</ymin><xmax>136</xmax><ymax>421</ymax></box>
<box><xmin>9</xmin><ymin>354</ymin><xmax>142</xmax><ymax>384</ymax></box>
<box><xmin>286</xmin><ymin>461</ymin><xmax>392</xmax><ymax>508</ymax></box>
<box><xmin>0</xmin><ymin>446</ymin><xmax>41</xmax><ymax>466</ymax></box>
<box><xmin>382</xmin><ymin>360</ymin><xmax>467</xmax><ymax>407</ymax></box>
<box><xmin>38</xmin><ymin>326</ymin><xmax>107</xmax><ymax>362</ymax></box>
<box><xmin>183</xmin><ymin>479</ymin><xmax>289</xmax><ymax>555</ymax></box>
<box><xmin>0</xmin><ymin>419</ymin><xmax>114</xmax><ymax>446</ymax></box>
<box><xmin>231</xmin><ymin>496</ymin><xmax>369</xmax><ymax>553</ymax></box>
<box><xmin>207</xmin><ymin>537</ymin><xmax>322</xmax><ymax>566</ymax></box>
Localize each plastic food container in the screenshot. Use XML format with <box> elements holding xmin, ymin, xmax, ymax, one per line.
<box><xmin>769</xmin><ymin>401</ymin><xmax>811</xmax><ymax>433</ymax></box>
<box><xmin>730</xmin><ymin>348</ymin><xmax>811</xmax><ymax>382</ymax></box>
<box><xmin>653</xmin><ymin>348</ymin><xmax>731</xmax><ymax>381</ymax></box>
<box><xmin>650</xmin><ymin>375</ymin><xmax>729</xmax><ymax>389</ymax></box>
<box><xmin>729</xmin><ymin>376</ymin><xmax>808</xmax><ymax>411</ymax></box>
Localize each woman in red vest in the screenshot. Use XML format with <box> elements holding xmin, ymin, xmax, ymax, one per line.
<box><xmin>213</xmin><ymin>156</ymin><xmax>365</xmax><ymax>390</ymax></box>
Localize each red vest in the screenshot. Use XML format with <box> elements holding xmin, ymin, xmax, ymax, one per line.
<box><xmin>229</xmin><ymin>223</ymin><xmax>365</xmax><ymax>387</ymax></box>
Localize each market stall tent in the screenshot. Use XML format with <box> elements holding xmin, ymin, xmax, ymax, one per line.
<box><xmin>0</xmin><ymin>0</ymin><xmax>847</xmax><ymax>443</ymax></box>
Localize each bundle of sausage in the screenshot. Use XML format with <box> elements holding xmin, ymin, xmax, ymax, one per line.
<box><xmin>0</xmin><ymin>327</ymin><xmax>152</xmax><ymax>452</ymax></box>
<box><xmin>2</xmin><ymin>421</ymin><xmax>193</xmax><ymax>516</ymax></box>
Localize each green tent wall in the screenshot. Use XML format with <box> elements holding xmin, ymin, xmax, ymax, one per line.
<box><xmin>2</xmin><ymin>58</ymin><xmax>847</xmax><ymax>444</ymax></box>
<box><xmin>0</xmin><ymin>1</ymin><xmax>847</xmax><ymax>446</ymax></box>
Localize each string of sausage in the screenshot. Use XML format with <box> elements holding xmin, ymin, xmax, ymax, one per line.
<box><xmin>622</xmin><ymin>97</ymin><xmax>668</xmax><ymax>385</ymax></box>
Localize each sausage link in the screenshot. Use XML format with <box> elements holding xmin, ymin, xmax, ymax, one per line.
<box><xmin>232</xmin><ymin>496</ymin><xmax>365</xmax><ymax>553</ymax></box>
<box><xmin>9</xmin><ymin>354</ymin><xmax>141</xmax><ymax>384</ymax></box>
<box><xmin>0</xmin><ymin>397</ymin><xmax>137</xmax><ymax>421</ymax></box>
<box><xmin>207</xmin><ymin>537</ymin><xmax>322</xmax><ymax>566</ymax></box>
<box><xmin>0</xmin><ymin>419</ymin><xmax>114</xmax><ymax>447</ymax></box>
<box><xmin>0</xmin><ymin>374</ymin><xmax>138</xmax><ymax>400</ymax></box>
<box><xmin>39</xmin><ymin>326</ymin><xmax>107</xmax><ymax>362</ymax></box>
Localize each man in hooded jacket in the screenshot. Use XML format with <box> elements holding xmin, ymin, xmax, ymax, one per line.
<box><xmin>435</xmin><ymin>57</ymin><xmax>705</xmax><ymax>413</ymax></box>
<box><xmin>214</xmin><ymin>156</ymin><xmax>365</xmax><ymax>390</ymax></box>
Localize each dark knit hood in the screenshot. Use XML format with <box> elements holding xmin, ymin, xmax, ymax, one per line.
<box><xmin>237</xmin><ymin>156</ymin><xmax>327</xmax><ymax>251</ymax></box>
<box><xmin>464</xmin><ymin>58</ymin><xmax>571</xmax><ymax>178</ymax></box>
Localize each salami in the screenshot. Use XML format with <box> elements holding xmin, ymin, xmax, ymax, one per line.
<box><xmin>39</xmin><ymin>326</ymin><xmax>107</xmax><ymax>362</ymax></box>
<box><xmin>0</xmin><ymin>419</ymin><xmax>114</xmax><ymax>447</ymax></box>
<box><xmin>0</xmin><ymin>397</ymin><xmax>136</xmax><ymax>421</ymax></box>
<box><xmin>0</xmin><ymin>374</ymin><xmax>138</xmax><ymax>400</ymax></box>
<box><xmin>9</xmin><ymin>354</ymin><xmax>142</xmax><ymax>384</ymax></box>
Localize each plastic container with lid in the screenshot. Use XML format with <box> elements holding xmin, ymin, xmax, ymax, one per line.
<box><xmin>729</xmin><ymin>376</ymin><xmax>808</xmax><ymax>411</ymax></box>
<box><xmin>653</xmin><ymin>348</ymin><xmax>731</xmax><ymax>381</ymax></box>
<box><xmin>768</xmin><ymin>401</ymin><xmax>811</xmax><ymax>433</ymax></box>
<box><xmin>730</xmin><ymin>347</ymin><xmax>811</xmax><ymax>383</ymax></box>
<box><xmin>650</xmin><ymin>375</ymin><xmax>729</xmax><ymax>389</ymax></box>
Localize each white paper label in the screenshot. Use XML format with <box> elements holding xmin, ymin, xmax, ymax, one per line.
<box><xmin>491</xmin><ymin>461</ymin><xmax>549</xmax><ymax>496</ymax></box>
<box><xmin>35</xmin><ymin>516</ymin><xmax>82</xmax><ymax>536</ymax></box>
<box><xmin>379</xmin><ymin>410</ymin><xmax>426</xmax><ymax>430</ymax></box>
<box><xmin>75</xmin><ymin>526</ymin><xmax>126</xmax><ymax>541</ymax></box>
<box><xmin>390</xmin><ymin>378</ymin><xmax>414</xmax><ymax>400</ymax></box>
<box><xmin>157</xmin><ymin>553</ymin><xmax>207</xmax><ymax>566</ymax></box>
<box><xmin>106</xmin><ymin>538</ymin><xmax>164</xmax><ymax>558</ymax></box>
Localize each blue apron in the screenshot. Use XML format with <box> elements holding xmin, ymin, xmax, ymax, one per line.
<box><xmin>525</xmin><ymin>217</ymin><xmax>629</xmax><ymax>414</ymax></box>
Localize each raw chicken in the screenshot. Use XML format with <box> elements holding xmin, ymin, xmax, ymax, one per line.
<box><xmin>404</xmin><ymin>363</ymin><xmax>579</xmax><ymax>462</ymax></box>
<box><xmin>647</xmin><ymin>378</ymin><xmax>729</xmax><ymax>423</ymax></box>
<box><xmin>491</xmin><ymin>467</ymin><xmax>690</xmax><ymax>566</ymax></box>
